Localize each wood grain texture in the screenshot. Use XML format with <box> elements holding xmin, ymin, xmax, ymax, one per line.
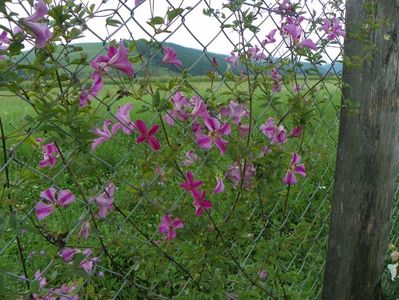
<box><xmin>323</xmin><ymin>1</ymin><xmax>399</xmax><ymax>299</ymax></box>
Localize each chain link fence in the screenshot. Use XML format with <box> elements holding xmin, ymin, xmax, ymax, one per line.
<box><xmin>2</xmin><ymin>0</ymin><xmax>394</xmax><ymax>299</ymax></box>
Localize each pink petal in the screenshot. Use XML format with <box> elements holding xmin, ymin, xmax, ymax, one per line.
<box><xmin>35</xmin><ymin>201</ymin><xmax>55</xmax><ymax>220</ymax></box>
<box><xmin>40</xmin><ymin>187</ymin><xmax>57</xmax><ymax>203</ymax></box>
<box><xmin>58</xmin><ymin>190</ymin><xmax>75</xmax><ymax>207</ymax></box>
<box><xmin>290</xmin><ymin>153</ymin><xmax>301</xmax><ymax>165</ymax></box>
<box><xmin>148</xmin><ymin>124</ymin><xmax>159</xmax><ymax>136</ymax></box>
<box><xmin>283</xmin><ymin>170</ymin><xmax>297</xmax><ymax>185</ymax></box>
<box><xmin>294</xmin><ymin>164</ymin><xmax>306</xmax><ymax>177</ymax></box>
<box><xmin>213</xmin><ymin>177</ymin><xmax>225</xmax><ymax>193</ymax></box>
<box><xmin>148</xmin><ymin>136</ymin><xmax>161</xmax><ymax>151</ymax></box>
<box><xmin>135</xmin><ymin>119</ymin><xmax>147</xmax><ymax>134</ymax></box>
<box><xmin>172</xmin><ymin>218</ymin><xmax>184</xmax><ymax>229</ymax></box>
<box><xmin>214</xmin><ymin>137</ymin><xmax>228</xmax><ymax>154</ymax></box>
<box><xmin>196</xmin><ymin>134</ymin><xmax>212</xmax><ymax>149</ymax></box>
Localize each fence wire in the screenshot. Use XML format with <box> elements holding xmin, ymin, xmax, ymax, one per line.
<box><xmin>1</xmin><ymin>0</ymin><xmax>394</xmax><ymax>299</ymax></box>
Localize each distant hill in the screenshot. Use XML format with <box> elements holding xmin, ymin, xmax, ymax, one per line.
<box><xmin>17</xmin><ymin>40</ymin><xmax>342</xmax><ymax>78</ymax></box>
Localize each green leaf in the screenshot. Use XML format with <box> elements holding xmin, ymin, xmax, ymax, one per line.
<box><xmin>148</xmin><ymin>16</ymin><xmax>164</xmax><ymax>27</ymax></box>
<box><xmin>167</xmin><ymin>8</ymin><xmax>184</xmax><ymax>23</ymax></box>
<box><xmin>106</xmin><ymin>18</ymin><xmax>122</xmax><ymax>27</ymax></box>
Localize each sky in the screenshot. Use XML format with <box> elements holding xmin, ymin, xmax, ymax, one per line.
<box><xmin>2</xmin><ymin>0</ymin><xmax>344</xmax><ymax>61</ymax></box>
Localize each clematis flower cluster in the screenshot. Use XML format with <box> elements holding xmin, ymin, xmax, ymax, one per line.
<box><xmin>80</xmin><ymin>41</ymin><xmax>134</xmax><ymax>107</ymax></box>
<box><xmin>59</xmin><ymin>248</ymin><xmax>99</xmax><ymax>274</ymax></box>
<box><xmin>164</xmin><ymin>92</ymin><xmax>190</xmax><ymax>125</ymax></box>
<box><xmin>91</xmin><ymin>103</ymin><xmax>160</xmax><ymax>151</ymax></box>
<box><xmin>321</xmin><ymin>17</ymin><xmax>346</xmax><ymax>41</ymax></box>
<box><xmin>226</xmin><ymin>159</ymin><xmax>256</xmax><ymax>190</ymax></box>
<box><xmin>21</xmin><ymin>0</ymin><xmax>52</xmax><ymax>48</ymax></box>
<box><xmin>180</xmin><ymin>172</ymin><xmax>212</xmax><ymax>216</ymax></box>
<box><xmin>281</xmin><ymin>16</ymin><xmax>317</xmax><ymax>51</ymax></box>
<box><xmin>32</xmin><ymin>270</ymin><xmax>79</xmax><ymax>300</ymax></box>
<box><xmin>35</xmin><ymin>188</ymin><xmax>75</xmax><ymax>220</ymax></box>
<box><xmin>260</xmin><ymin>117</ymin><xmax>287</xmax><ymax>144</ymax></box>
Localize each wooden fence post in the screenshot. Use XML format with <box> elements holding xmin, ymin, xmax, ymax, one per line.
<box><xmin>323</xmin><ymin>1</ymin><xmax>399</xmax><ymax>299</ymax></box>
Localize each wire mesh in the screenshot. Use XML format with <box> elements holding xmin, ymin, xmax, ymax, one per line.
<box><xmin>2</xmin><ymin>0</ymin><xmax>392</xmax><ymax>299</ymax></box>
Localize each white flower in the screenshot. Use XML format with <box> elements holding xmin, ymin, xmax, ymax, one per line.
<box><xmin>388</xmin><ymin>263</ymin><xmax>398</xmax><ymax>281</ymax></box>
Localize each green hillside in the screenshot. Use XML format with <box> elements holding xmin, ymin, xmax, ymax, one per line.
<box><xmin>17</xmin><ymin>40</ymin><xmax>341</xmax><ymax>78</ymax></box>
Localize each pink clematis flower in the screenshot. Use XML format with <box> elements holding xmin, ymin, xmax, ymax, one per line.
<box><xmin>182</xmin><ymin>150</ymin><xmax>198</xmax><ymax>167</ymax></box>
<box><xmin>92</xmin><ymin>182</ymin><xmax>115</xmax><ymax>219</ymax></box>
<box><xmin>260</xmin><ymin>117</ymin><xmax>287</xmax><ymax>144</ymax></box>
<box><xmin>79</xmin><ymin>73</ymin><xmax>104</xmax><ymax>107</ymax></box>
<box><xmin>225</xmin><ymin>51</ymin><xmax>239</xmax><ymax>68</ymax></box>
<box><xmin>164</xmin><ymin>92</ymin><xmax>190</xmax><ymax>125</ymax></box>
<box><xmin>158</xmin><ymin>214</ymin><xmax>184</xmax><ymax>240</ymax></box>
<box><xmin>91</xmin><ymin>120</ymin><xmax>112</xmax><ymax>150</ymax></box>
<box><xmin>226</xmin><ymin>159</ymin><xmax>256</xmax><ymax>190</ymax></box>
<box><xmin>248</xmin><ymin>45</ymin><xmax>268</xmax><ymax>61</ymax></box>
<box><xmin>111</xmin><ymin>103</ymin><xmax>135</xmax><ymax>134</ymax></box>
<box><xmin>0</xmin><ymin>31</ymin><xmax>10</xmax><ymax>60</ymax></box>
<box><xmin>220</xmin><ymin>100</ymin><xmax>249</xmax><ymax>125</ymax></box>
<box><xmin>282</xmin><ymin>16</ymin><xmax>317</xmax><ymax>51</ymax></box>
<box><xmin>321</xmin><ymin>17</ymin><xmax>345</xmax><ymax>41</ymax></box>
<box><xmin>21</xmin><ymin>0</ymin><xmax>52</xmax><ymax>48</ymax></box>
<box><xmin>79</xmin><ymin>249</ymin><xmax>99</xmax><ymax>274</ymax></box>
<box><xmin>35</xmin><ymin>188</ymin><xmax>75</xmax><ymax>220</ymax></box>
<box><xmin>213</xmin><ymin>176</ymin><xmax>225</xmax><ymax>193</ymax></box>
<box><xmin>271</xmin><ymin>68</ymin><xmax>282</xmax><ymax>93</ymax></box>
<box><xmin>180</xmin><ymin>171</ymin><xmax>203</xmax><ymax>195</ymax></box>
<box><xmin>283</xmin><ymin>153</ymin><xmax>306</xmax><ymax>185</ymax></box>
<box><xmin>162</xmin><ymin>46</ymin><xmax>183</xmax><ymax>67</ymax></box>
<box><xmin>39</xmin><ymin>142</ymin><xmax>59</xmax><ymax>168</ymax></box>
<box><xmin>192</xmin><ymin>190</ymin><xmax>213</xmax><ymax>216</ymax></box>
<box><xmin>261</xmin><ymin>29</ymin><xmax>277</xmax><ymax>46</ymax></box>
<box><xmin>288</xmin><ymin>126</ymin><xmax>302</xmax><ymax>138</ymax></box>
<box><xmin>34</xmin><ymin>269</ymin><xmax>47</xmax><ymax>288</ymax></box>
<box><xmin>190</xmin><ymin>95</ymin><xmax>210</xmax><ymax>119</ymax></box>
<box><xmin>196</xmin><ymin>117</ymin><xmax>231</xmax><ymax>155</ymax></box>
<box><xmin>60</xmin><ymin>247</ymin><xmax>80</xmax><ymax>263</ymax></box>
<box><xmin>135</xmin><ymin>120</ymin><xmax>160</xmax><ymax>151</ymax></box>
<box><xmin>91</xmin><ymin>41</ymin><xmax>134</xmax><ymax>77</ymax></box>
<box><xmin>135</xmin><ymin>0</ymin><xmax>142</xmax><ymax>6</ymax></box>
<box><xmin>78</xmin><ymin>220</ymin><xmax>91</xmax><ymax>240</ymax></box>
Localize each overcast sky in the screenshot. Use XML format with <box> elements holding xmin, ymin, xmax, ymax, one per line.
<box><xmin>2</xmin><ymin>0</ymin><xmax>344</xmax><ymax>60</ymax></box>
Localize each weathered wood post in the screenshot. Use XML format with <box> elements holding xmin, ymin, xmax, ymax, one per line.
<box><xmin>323</xmin><ymin>0</ymin><xmax>399</xmax><ymax>299</ymax></box>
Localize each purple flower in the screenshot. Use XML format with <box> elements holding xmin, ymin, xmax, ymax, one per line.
<box><xmin>260</xmin><ymin>117</ymin><xmax>287</xmax><ymax>144</ymax></box>
<box><xmin>282</xmin><ymin>16</ymin><xmax>317</xmax><ymax>51</ymax></box>
<box><xmin>213</xmin><ymin>176</ymin><xmax>225</xmax><ymax>193</ymax></box>
<box><xmin>162</xmin><ymin>46</ymin><xmax>183</xmax><ymax>67</ymax></box>
<box><xmin>321</xmin><ymin>17</ymin><xmax>345</xmax><ymax>41</ymax></box>
<box><xmin>261</xmin><ymin>29</ymin><xmax>277</xmax><ymax>46</ymax></box>
<box><xmin>111</xmin><ymin>103</ymin><xmax>135</xmax><ymax>134</ymax></box>
<box><xmin>248</xmin><ymin>45</ymin><xmax>268</xmax><ymax>61</ymax></box>
<box><xmin>39</xmin><ymin>142</ymin><xmax>59</xmax><ymax>168</ymax></box>
<box><xmin>60</xmin><ymin>247</ymin><xmax>79</xmax><ymax>263</ymax></box>
<box><xmin>91</xmin><ymin>41</ymin><xmax>134</xmax><ymax>77</ymax></box>
<box><xmin>224</xmin><ymin>52</ymin><xmax>239</xmax><ymax>68</ymax></box>
<box><xmin>21</xmin><ymin>0</ymin><xmax>52</xmax><ymax>48</ymax></box>
<box><xmin>196</xmin><ymin>117</ymin><xmax>231</xmax><ymax>155</ymax></box>
<box><xmin>164</xmin><ymin>92</ymin><xmax>190</xmax><ymax>125</ymax></box>
<box><xmin>182</xmin><ymin>150</ymin><xmax>198</xmax><ymax>167</ymax></box>
<box><xmin>283</xmin><ymin>153</ymin><xmax>306</xmax><ymax>185</ymax></box>
<box><xmin>35</xmin><ymin>188</ymin><xmax>75</xmax><ymax>220</ymax></box>
<box><xmin>91</xmin><ymin>120</ymin><xmax>112</xmax><ymax>150</ymax></box>
<box><xmin>271</xmin><ymin>68</ymin><xmax>282</xmax><ymax>93</ymax></box>
<box><xmin>92</xmin><ymin>182</ymin><xmax>115</xmax><ymax>219</ymax></box>
<box><xmin>135</xmin><ymin>120</ymin><xmax>161</xmax><ymax>151</ymax></box>
<box><xmin>190</xmin><ymin>95</ymin><xmax>210</xmax><ymax>119</ymax></box>
<box><xmin>158</xmin><ymin>214</ymin><xmax>184</xmax><ymax>240</ymax></box>
<box><xmin>220</xmin><ymin>100</ymin><xmax>249</xmax><ymax>125</ymax></box>
<box><xmin>180</xmin><ymin>171</ymin><xmax>203</xmax><ymax>195</ymax></box>
<box><xmin>259</xmin><ymin>269</ymin><xmax>268</xmax><ymax>279</ymax></box>
<box><xmin>79</xmin><ymin>249</ymin><xmax>99</xmax><ymax>274</ymax></box>
<box><xmin>192</xmin><ymin>190</ymin><xmax>213</xmax><ymax>216</ymax></box>
<box><xmin>226</xmin><ymin>159</ymin><xmax>256</xmax><ymax>190</ymax></box>
<box><xmin>78</xmin><ymin>220</ymin><xmax>91</xmax><ymax>240</ymax></box>
<box><xmin>0</xmin><ymin>31</ymin><xmax>10</xmax><ymax>60</ymax></box>
<box><xmin>79</xmin><ymin>73</ymin><xmax>104</xmax><ymax>107</ymax></box>
<box><xmin>288</xmin><ymin>126</ymin><xmax>302</xmax><ymax>138</ymax></box>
